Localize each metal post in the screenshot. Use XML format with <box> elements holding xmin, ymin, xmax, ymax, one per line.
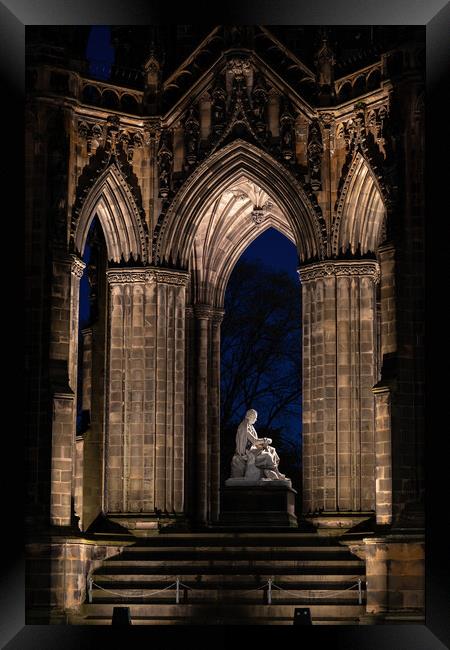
<box><xmin>88</xmin><ymin>577</ymin><xmax>93</xmax><ymax>604</ymax></box>
<box><xmin>268</xmin><ymin>578</ymin><xmax>272</xmax><ymax>605</ymax></box>
<box><xmin>358</xmin><ymin>578</ymin><xmax>362</xmax><ymax>605</ymax></box>
<box><xmin>176</xmin><ymin>576</ymin><xmax>180</xmax><ymax>604</ymax></box>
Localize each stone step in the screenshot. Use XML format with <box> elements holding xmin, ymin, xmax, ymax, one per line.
<box><xmin>109</xmin><ymin>552</ymin><xmax>354</xmax><ymax>563</ymax></box>
<box><xmin>94</xmin><ymin>573</ymin><xmax>364</xmax><ymax>584</ymax></box>
<box><xmin>71</xmin><ymin>602</ymin><xmax>366</xmax><ymax>625</ymax></box>
<box><xmin>71</xmin><ymin>617</ymin><xmax>361</xmax><ymax>625</ymax></box>
<box><xmin>118</xmin><ymin>545</ymin><xmax>351</xmax><ymax>554</ymax></box>
<box><xmin>99</xmin><ymin>559</ymin><xmax>364</xmax><ymax>569</ymax></box>
<box><xmin>95</xmin><ymin>564</ymin><xmax>364</xmax><ymax>576</ymax></box>
<box><xmin>121</xmin><ymin>536</ymin><xmax>337</xmax><ymax>548</ymax></box>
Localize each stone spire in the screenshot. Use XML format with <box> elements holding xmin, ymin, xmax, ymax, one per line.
<box><xmin>143</xmin><ymin>44</ymin><xmax>162</xmax><ymax>114</ymax></box>
<box><xmin>315</xmin><ymin>29</ymin><xmax>336</xmax><ymax>105</ymax></box>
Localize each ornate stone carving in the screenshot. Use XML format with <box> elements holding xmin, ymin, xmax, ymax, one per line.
<box><xmin>298</xmin><ymin>260</ymin><xmax>380</xmax><ymax>284</ymax></box>
<box><xmin>106</xmin><ymin>267</ymin><xmax>190</xmax><ymax>286</ymax></box>
<box><xmin>157</xmin><ymin>130</ymin><xmax>173</xmax><ymax>199</ymax></box>
<box><xmin>211</xmin><ymin>79</ymin><xmax>227</xmax><ymax>138</ymax></box>
<box><xmin>154</xmin><ymin>138</ymin><xmax>327</xmax><ymax>264</ymax></box>
<box><xmin>227</xmin><ymin>57</ymin><xmax>253</xmax><ymax>80</ymax></box>
<box><xmin>315</xmin><ymin>34</ymin><xmax>335</xmax><ymax>87</ymax></box>
<box><xmin>211</xmin><ymin>308</ymin><xmax>225</xmax><ymax>325</ymax></box>
<box><xmin>143</xmin><ymin>117</ymin><xmax>162</xmax><ymax>146</ymax></box>
<box><xmin>279</xmin><ymin>99</ymin><xmax>295</xmax><ymax>161</ymax></box>
<box><xmin>104</xmin><ymin>115</ymin><xmax>120</xmax><ymax>155</ymax></box>
<box><xmin>251</xmin><ymin>74</ymin><xmax>268</xmax><ymax>134</ymax></box>
<box><xmin>307</xmin><ymin>119</ymin><xmax>324</xmax><ymax>191</ymax></box>
<box><xmin>152</xmin><ymin>268</ymin><xmax>190</xmax><ymax>286</ymax></box>
<box><xmin>194</xmin><ymin>304</ymin><xmax>214</xmax><ymax>320</ymax></box>
<box><xmin>184</xmin><ymin>105</ymin><xmax>200</xmax><ymax>167</ymax></box>
<box><xmin>251</xmin><ymin>201</ymin><xmax>273</xmax><ymax>225</ymax></box>
<box><xmin>78</xmin><ymin>120</ymin><xmax>89</xmax><ymax>140</ymax></box>
<box><xmin>70</xmin><ymin>255</ymin><xmax>86</xmax><ymax>278</ymax></box>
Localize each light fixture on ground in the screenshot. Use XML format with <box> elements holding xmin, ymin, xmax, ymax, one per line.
<box><xmin>112</xmin><ymin>606</ymin><xmax>132</xmax><ymax>625</ymax></box>
<box><xmin>293</xmin><ymin>608</ymin><xmax>312</xmax><ymax>625</ymax></box>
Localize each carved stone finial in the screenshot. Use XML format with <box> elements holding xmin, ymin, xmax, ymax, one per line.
<box><xmin>315</xmin><ymin>31</ymin><xmax>335</xmax><ymax>87</ymax></box>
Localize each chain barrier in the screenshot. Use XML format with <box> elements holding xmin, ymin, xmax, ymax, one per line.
<box><xmin>87</xmin><ymin>576</ymin><xmax>363</xmax><ymax>605</ymax></box>
<box><xmin>270</xmin><ymin>577</ymin><xmax>363</xmax><ymax>603</ymax></box>
<box><xmin>89</xmin><ymin>579</ymin><xmax>177</xmax><ymax>601</ymax></box>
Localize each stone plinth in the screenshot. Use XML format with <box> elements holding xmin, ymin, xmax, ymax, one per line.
<box><xmin>219</xmin><ymin>483</ymin><xmax>298</xmax><ymax>528</ymax></box>
<box><xmin>304</xmin><ymin>511</ymin><xmax>374</xmax><ymax>536</ymax></box>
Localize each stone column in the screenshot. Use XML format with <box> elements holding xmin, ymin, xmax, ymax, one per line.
<box><xmin>210</xmin><ymin>309</ymin><xmax>225</xmax><ymax>522</ymax></box>
<box><xmin>49</xmin><ymin>253</ymin><xmax>85</xmax><ymax>527</ymax></box>
<box><xmin>105</xmin><ymin>267</ymin><xmax>189</xmax><ymax>517</ymax></box>
<box><xmin>373</xmin><ymin>385</ymin><xmax>392</xmax><ymax>525</ymax></box>
<box><xmin>194</xmin><ymin>304</ymin><xmax>212</xmax><ymax>524</ymax></box>
<box><xmin>378</xmin><ymin>243</ymin><xmax>396</xmax><ymax>356</ymax></box>
<box><xmin>299</xmin><ymin>260</ymin><xmax>380</xmax><ymax>516</ymax></box>
<box><xmin>80</xmin><ymin>327</ymin><xmax>93</xmax><ymax>417</ymax></box>
<box><xmin>184</xmin><ymin>306</ymin><xmax>196</xmax><ymax>518</ymax></box>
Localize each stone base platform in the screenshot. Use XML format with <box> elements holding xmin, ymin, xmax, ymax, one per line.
<box><xmin>219</xmin><ymin>483</ymin><xmax>298</xmax><ymax>528</ymax></box>
<box><xmin>304</xmin><ymin>512</ymin><xmax>374</xmax><ymax>536</ymax></box>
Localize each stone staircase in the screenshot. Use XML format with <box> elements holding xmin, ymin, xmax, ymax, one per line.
<box><xmin>70</xmin><ymin>532</ymin><xmax>367</xmax><ymax>625</ymax></box>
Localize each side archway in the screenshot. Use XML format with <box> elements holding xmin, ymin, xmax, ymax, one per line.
<box><xmin>332</xmin><ymin>152</ymin><xmax>387</xmax><ymax>256</ymax></box>
<box><xmin>72</xmin><ymin>163</ymin><xmax>149</xmax><ymax>263</ymax></box>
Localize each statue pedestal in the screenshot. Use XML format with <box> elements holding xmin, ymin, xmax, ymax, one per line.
<box><xmin>219</xmin><ymin>482</ymin><xmax>298</xmax><ymax>528</ymax></box>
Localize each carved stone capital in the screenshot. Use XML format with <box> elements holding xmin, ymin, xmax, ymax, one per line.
<box><xmin>70</xmin><ymin>255</ymin><xmax>86</xmax><ymax>279</ymax></box>
<box><xmin>318</xmin><ymin>112</ymin><xmax>335</xmax><ymax>128</ymax></box>
<box><xmin>194</xmin><ymin>304</ymin><xmax>214</xmax><ymax>320</ymax></box>
<box><xmin>152</xmin><ymin>268</ymin><xmax>190</xmax><ymax>286</ymax></box>
<box><xmin>106</xmin><ymin>267</ymin><xmax>190</xmax><ymax>286</ymax></box>
<box><xmin>143</xmin><ymin>117</ymin><xmax>162</xmax><ymax>145</ymax></box>
<box><xmin>211</xmin><ymin>308</ymin><xmax>225</xmax><ymax>325</ymax></box>
<box><xmin>298</xmin><ymin>260</ymin><xmax>380</xmax><ymax>284</ymax></box>
<box><xmin>106</xmin><ymin>268</ymin><xmax>149</xmax><ymax>285</ymax></box>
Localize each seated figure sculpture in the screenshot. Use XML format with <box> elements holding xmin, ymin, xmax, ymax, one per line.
<box><xmin>227</xmin><ymin>408</ymin><xmax>291</xmax><ymax>486</ymax></box>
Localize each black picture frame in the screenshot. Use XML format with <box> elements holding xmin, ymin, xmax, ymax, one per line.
<box><xmin>7</xmin><ymin>0</ymin><xmax>449</xmax><ymax>647</ymax></box>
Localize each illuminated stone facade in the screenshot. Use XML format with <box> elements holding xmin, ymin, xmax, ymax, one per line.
<box><xmin>25</xmin><ymin>26</ymin><xmax>425</xmax><ymax>624</ymax></box>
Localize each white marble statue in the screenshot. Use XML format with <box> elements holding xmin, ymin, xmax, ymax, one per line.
<box><xmin>227</xmin><ymin>409</ymin><xmax>291</xmax><ymax>486</ymax></box>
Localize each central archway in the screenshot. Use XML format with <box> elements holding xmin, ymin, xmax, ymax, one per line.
<box><xmin>155</xmin><ymin>139</ymin><xmax>325</xmax><ymax>272</ymax></box>
<box><xmin>156</xmin><ymin>140</ymin><xmax>319</xmax><ymax>524</ymax></box>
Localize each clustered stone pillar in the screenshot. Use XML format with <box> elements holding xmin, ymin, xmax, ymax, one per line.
<box><xmin>193</xmin><ymin>304</ymin><xmax>224</xmax><ymax>524</ymax></box>
<box><xmin>299</xmin><ymin>260</ymin><xmax>380</xmax><ymax>515</ymax></box>
<box><xmin>105</xmin><ymin>267</ymin><xmax>189</xmax><ymax>517</ymax></box>
<box><xmin>194</xmin><ymin>305</ymin><xmax>210</xmax><ymax>524</ymax></box>
<box><xmin>210</xmin><ymin>309</ymin><xmax>225</xmax><ymax>522</ymax></box>
<box><xmin>373</xmin><ymin>385</ymin><xmax>392</xmax><ymax>525</ymax></box>
<box><xmin>49</xmin><ymin>253</ymin><xmax>85</xmax><ymax>527</ymax></box>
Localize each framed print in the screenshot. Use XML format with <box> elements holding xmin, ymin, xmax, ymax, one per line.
<box><xmin>5</xmin><ymin>0</ymin><xmax>449</xmax><ymax>647</ymax></box>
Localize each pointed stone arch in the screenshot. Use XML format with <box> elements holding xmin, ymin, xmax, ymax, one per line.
<box><xmin>332</xmin><ymin>152</ymin><xmax>387</xmax><ymax>256</ymax></box>
<box><xmin>187</xmin><ymin>180</ymin><xmax>295</xmax><ymax>307</ymax></box>
<box><xmin>72</xmin><ymin>163</ymin><xmax>149</xmax><ymax>262</ymax></box>
<box><xmin>154</xmin><ymin>139</ymin><xmax>325</xmax><ymax>267</ymax></box>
